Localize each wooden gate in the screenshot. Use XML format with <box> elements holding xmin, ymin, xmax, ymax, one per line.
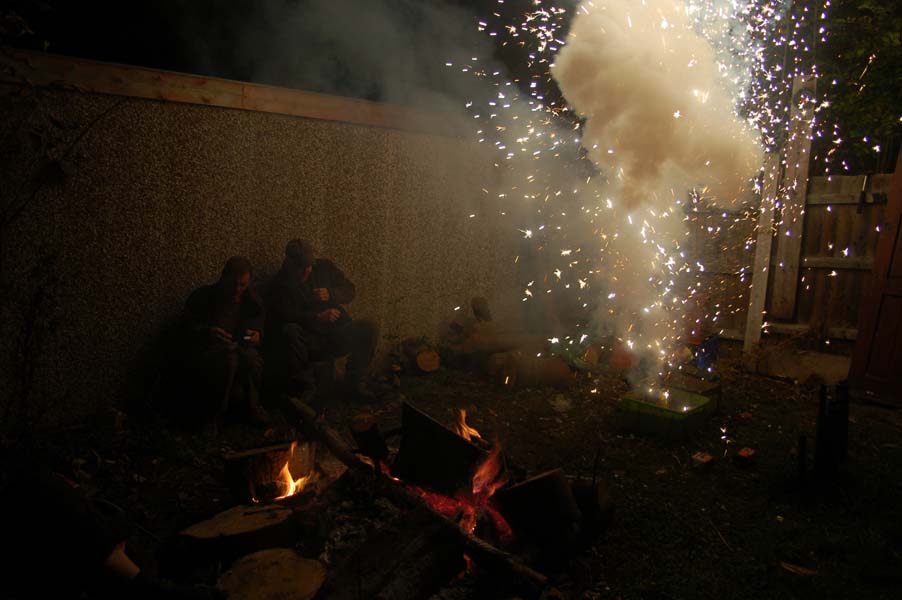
<box><xmin>849</xmin><ymin>152</ymin><xmax>902</xmax><ymax>404</ymax></box>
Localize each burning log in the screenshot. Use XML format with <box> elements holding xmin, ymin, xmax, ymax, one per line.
<box><xmin>179</xmin><ymin>504</ymin><xmax>299</xmax><ymax>562</ymax></box>
<box><xmin>392</xmin><ymin>402</ymin><xmax>488</xmax><ymax>495</ymax></box>
<box><xmin>318</xmin><ymin>505</ymin><xmax>465</xmax><ymax>600</ymax></box>
<box><xmin>286</xmin><ymin>396</ymin><xmax>549</xmax><ymax>598</ymax></box>
<box><xmin>219</xmin><ymin>548</ymin><xmax>325</xmax><ymax>600</ymax></box>
<box><xmin>350</xmin><ymin>412</ymin><xmax>390</xmax><ymax>463</ymax></box>
<box><xmin>223</xmin><ymin>441</ymin><xmax>316</xmax><ymax>504</ymax></box>
<box><xmin>494</xmin><ymin>469</ymin><xmax>582</xmax><ymax>553</ymax></box>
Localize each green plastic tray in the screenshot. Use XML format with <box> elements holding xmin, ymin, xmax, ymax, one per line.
<box><xmin>618</xmin><ymin>383</ymin><xmax>716</xmax><ymax>440</ymax></box>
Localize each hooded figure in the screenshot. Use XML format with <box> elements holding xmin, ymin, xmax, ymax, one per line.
<box><xmin>181</xmin><ymin>256</ymin><xmax>269</xmax><ymax>426</ymax></box>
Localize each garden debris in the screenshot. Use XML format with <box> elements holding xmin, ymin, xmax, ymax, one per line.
<box><xmin>779</xmin><ymin>561</ymin><xmax>817</xmax><ymax>576</ymax></box>
<box><xmin>733</xmin><ymin>447</ymin><xmax>756</xmax><ymax>467</ymax></box>
<box><xmin>692</xmin><ymin>452</ymin><xmax>714</xmax><ymax>469</ymax></box>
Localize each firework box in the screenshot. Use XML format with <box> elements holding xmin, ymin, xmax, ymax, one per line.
<box><xmin>618</xmin><ymin>381</ymin><xmax>718</xmax><ymax>440</ymax></box>
<box><xmin>668</xmin><ymin>370</ymin><xmax>721</xmax><ymax>412</ymax></box>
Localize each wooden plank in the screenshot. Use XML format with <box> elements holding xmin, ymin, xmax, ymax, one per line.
<box><xmin>806</xmin><ymin>173</ymin><xmax>894</xmax><ymax>205</ymax></box>
<box><xmin>718</xmin><ymin>328</ymin><xmax>745</xmax><ymax>341</ymax></box>
<box><xmin>849</xmin><ymin>152</ymin><xmax>902</xmax><ymax>403</ymax></box>
<box><xmin>799</xmin><ymin>257</ymin><xmax>874</xmax><ymax>270</ymax></box>
<box><xmin>0</xmin><ymin>49</ymin><xmax>458</xmax><ymax>136</ymax></box>
<box><xmin>767</xmin><ymin>323</ymin><xmax>858</xmax><ymax>340</ymax></box>
<box><xmin>743</xmin><ymin>153</ymin><xmax>782</xmax><ymax>361</ymax></box>
<box><xmin>770</xmin><ymin>75</ymin><xmax>817</xmax><ymax>320</ymax></box>
<box><xmin>719</xmin><ymin>325</ymin><xmax>857</xmax><ymax>341</ymax></box>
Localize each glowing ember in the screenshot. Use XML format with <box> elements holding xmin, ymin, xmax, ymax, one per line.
<box><xmin>472</xmin><ymin>445</ymin><xmax>506</xmax><ymax>497</ymax></box>
<box><xmin>381</xmin><ymin>443</ymin><xmax>513</xmax><ymax>546</ymax></box>
<box><xmin>406</xmin><ymin>447</ymin><xmax>512</xmax><ymax>543</ymax></box>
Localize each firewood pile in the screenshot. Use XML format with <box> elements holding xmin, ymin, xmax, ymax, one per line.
<box><xmin>438</xmin><ymin>297</ymin><xmax>576</xmax><ymax>389</ymax></box>
<box><xmin>169</xmin><ymin>398</ymin><xmax>612</xmax><ymax>600</ymax></box>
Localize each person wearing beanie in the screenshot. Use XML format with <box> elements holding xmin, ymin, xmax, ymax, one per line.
<box><xmin>265</xmin><ymin>239</ymin><xmax>379</xmax><ymax>405</ymax></box>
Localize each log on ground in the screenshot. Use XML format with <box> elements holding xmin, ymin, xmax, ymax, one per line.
<box><xmin>402</xmin><ymin>338</ymin><xmax>441</xmax><ymax>373</ymax></box>
<box><xmin>350</xmin><ymin>412</ymin><xmax>390</xmax><ymax>463</ymax></box>
<box><xmin>495</xmin><ymin>469</ymin><xmax>582</xmax><ymax>551</ymax></box>
<box><xmin>219</xmin><ymin>548</ymin><xmax>324</xmax><ymax>600</ymax></box>
<box><xmin>179</xmin><ymin>504</ymin><xmax>299</xmax><ymax>562</ymax></box>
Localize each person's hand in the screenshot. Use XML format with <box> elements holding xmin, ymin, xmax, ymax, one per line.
<box><xmin>243</xmin><ymin>329</ymin><xmax>261</xmax><ymax>347</ymax></box>
<box><xmin>313</xmin><ymin>288</ymin><xmax>330</xmax><ymax>301</ymax></box>
<box><xmin>210</xmin><ymin>327</ymin><xmax>233</xmax><ymax>343</ymax></box>
<box><xmin>317</xmin><ymin>309</ymin><xmax>341</xmax><ymax>323</ymax></box>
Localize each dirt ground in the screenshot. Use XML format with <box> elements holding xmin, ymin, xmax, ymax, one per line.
<box><xmin>38</xmin><ymin>340</ymin><xmax>902</xmax><ymax>600</ymax></box>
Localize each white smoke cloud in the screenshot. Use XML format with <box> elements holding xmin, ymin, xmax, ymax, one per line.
<box><xmin>550</xmin><ymin>0</ymin><xmax>763</xmax><ymax>362</ymax></box>
<box><xmin>552</xmin><ymin>0</ymin><xmax>762</xmax><ymax>210</ymax></box>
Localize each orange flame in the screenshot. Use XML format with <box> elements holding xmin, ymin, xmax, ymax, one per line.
<box><xmin>455</xmin><ymin>409</ymin><xmax>482</xmax><ymax>442</ymax></box>
<box><xmin>472</xmin><ymin>445</ymin><xmax>507</xmax><ymax>497</ymax></box>
<box><xmin>272</xmin><ymin>441</ymin><xmax>317</xmax><ymax>501</ymax></box>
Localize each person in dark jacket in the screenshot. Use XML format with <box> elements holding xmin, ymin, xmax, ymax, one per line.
<box><xmin>265</xmin><ymin>239</ymin><xmax>378</xmax><ymax>404</ymax></box>
<box><xmin>182</xmin><ymin>256</ymin><xmax>269</xmax><ymax>425</ymax></box>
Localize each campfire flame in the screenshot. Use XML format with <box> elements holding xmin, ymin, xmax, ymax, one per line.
<box><xmin>377</xmin><ymin>414</ymin><xmax>515</xmax><ymax>576</ymax></box>
<box><xmin>274</xmin><ymin>463</ymin><xmax>315</xmax><ymax>501</ymax></box>
<box><xmin>260</xmin><ymin>441</ymin><xmax>316</xmax><ymax>502</ymax></box>
<box><xmin>375</xmin><ymin>408</ymin><xmax>516</xmax><ymax>563</ymax></box>
<box><xmin>472</xmin><ymin>445</ymin><xmax>506</xmax><ymax>497</ymax></box>
<box><xmin>455</xmin><ymin>409</ymin><xmax>482</xmax><ymax>442</ymax></box>
<box><xmin>391</xmin><ymin>447</ymin><xmax>512</xmax><ymax>543</ymax></box>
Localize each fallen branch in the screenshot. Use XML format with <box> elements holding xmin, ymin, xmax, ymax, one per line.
<box><xmin>286</xmin><ymin>396</ymin><xmax>549</xmax><ymax>598</ymax></box>
<box><xmin>707</xmin><ymin>517</ymin><xmax>733</xmax><ymax>552</ymax></box>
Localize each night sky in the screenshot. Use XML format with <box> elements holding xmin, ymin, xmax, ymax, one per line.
<box><xmin>8</xmin><ymin>0</ymin><xmax>560</xmax><ymax>107</ymax></box>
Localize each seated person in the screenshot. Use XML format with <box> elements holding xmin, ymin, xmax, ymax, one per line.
<box><xmin>181</xmin><ymin>256</ymin><xmax>269</xmax><ymax>426</ymax></box>
<box><xmin>265</xmin><ymin>239</ymin><xmax>378</xmax><ymax>404</ymax></box>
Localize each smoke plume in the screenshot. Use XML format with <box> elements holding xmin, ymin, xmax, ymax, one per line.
<box><xmin>552</xmin><ymin>0</ymin><xmax>762</xmax><ymax>209</ymax></box>
<box><xmin>550</xmin><ymin>0</ymin><xmax>763</xmax><ymax>362</ymax></box>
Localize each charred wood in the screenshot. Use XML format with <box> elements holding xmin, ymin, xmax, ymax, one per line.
<box><xmin>392</xmin><ymin>402</ymin><xmax>487</xmax><ymax>495</ymax></box>
<box><xmin>286</xmin><ymin>396</ymin><xmax>548</xmax><ymax>598</ymax></box>
<box><xmin>350</xmin><ymin>412</ymin><xmax>390</xmax><ymax>463</ymax></box>
<box><xmin>495</xmin><ymin>469</ymin><xmax>582</xmax><ymax>552</ymax></box>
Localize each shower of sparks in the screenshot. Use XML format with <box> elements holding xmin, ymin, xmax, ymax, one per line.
<box><xmin>450</xmin><ymin>0</ymin><xmax>838</xmax><ymax>375</ymax></box>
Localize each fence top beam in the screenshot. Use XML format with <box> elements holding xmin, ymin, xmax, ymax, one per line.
<box><xmin>0</xmin><ymin>48</ymin><xmax>460</xmax><ymax>137</ymax></box>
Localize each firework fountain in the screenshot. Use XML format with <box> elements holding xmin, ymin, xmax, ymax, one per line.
<box><xmin>452</xmin><ymin>0</ymin><xmax>829</xmax><ymax>384</ymax></box>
